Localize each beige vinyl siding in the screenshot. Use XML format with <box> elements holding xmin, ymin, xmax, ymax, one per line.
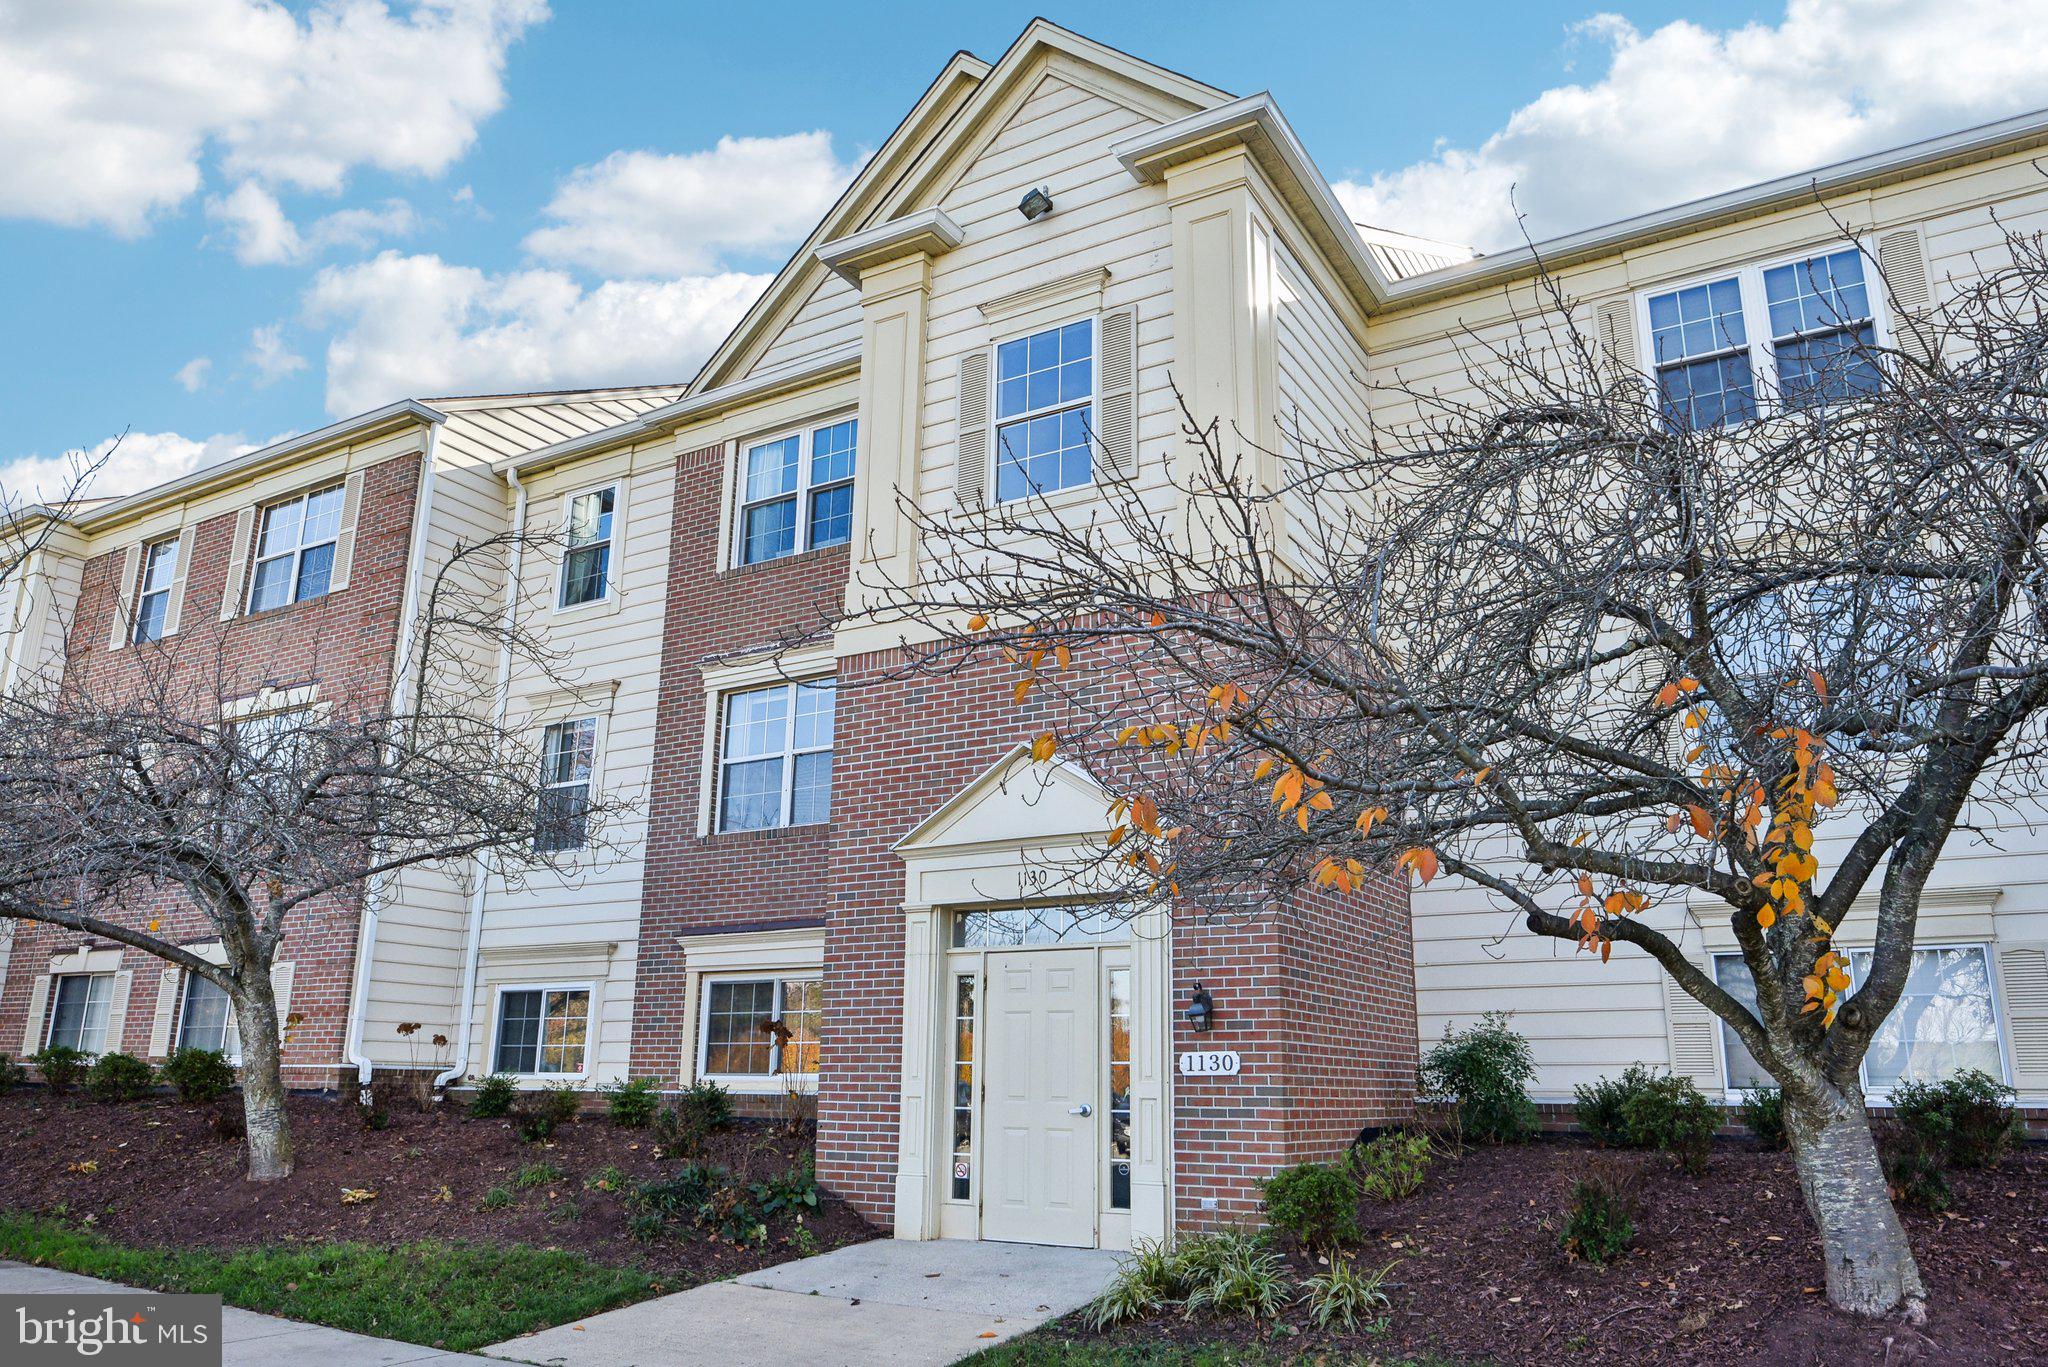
<box><xmin>914</xmin><ymin>72</ymin><xmax>1182</xmax><ymax>555</ymax></box>
<box><xmin>747</xmin><ymin>275</ymin><xmax>864</xmax><ymax>379</ymax></box>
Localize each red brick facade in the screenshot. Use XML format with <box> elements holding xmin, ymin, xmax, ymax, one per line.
<box><xmin>0</xmin><ymin>453</ymin><xmax>423</xmax><ymax>1088</ymax></box>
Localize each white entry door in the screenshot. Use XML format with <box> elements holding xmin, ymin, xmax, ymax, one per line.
<box><xmin>980</xmin><ymin>948</ymin><xmax>1100</xmax><ymax>1246</ymax></box>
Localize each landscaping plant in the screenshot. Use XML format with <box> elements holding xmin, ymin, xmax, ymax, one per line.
<box><xmin>1083</xmin><ymin>1240</ymin><xmax>1182</xmax><ymax>1329</ymax></box>
<box><xmin>1300</xmin><ymin>1257</ymin><xmax>1396</xmax><ymax>1333</ymax></box>
<box><xmin>517</xmin><ymin>1083</ymin><xmax>581</xmax><ymax>1143</ymax></box>
<box><xmin>602</xmin><ymin>1076</ymin><xmax>659</xmax><ymax>1128</ymax></box>
<box><xmin>29</xmin><ymin>1045</ymin><xmax>88</xmax><ymax>1094</ymax></box>
<box><xmin>1739</xmin><ymin>1086</ymin><xmax>1788</xmax><ymax>1150</ymax></box>
<box><xmin>469</xmin><ymin>1073</ymin><xmax>517</xmax><ymax>1119</ymax></box>
<box><xmin>160</xmin><ymin>1048</ymin><xmax>235</xmax><ymax>1104</ymax></box>
<box><xmin>83</xmin><ymin>1052</ymin><xmax>155</xmax><ymax>1103</ymax></box>
<box><xmin>1561</xmin><ymin>1157</ymin><xmax>1641</xmax><ymax>1266</ymax></box>
<box><xmin>1419</xmin><ymin>1012</ymin><xmax>1536</xmax><ymax>1144</ymax></box>
<box><xmin>1260</xmin><ymin>1160</ymin><xmax>1361</xmax><ymax>1251</ymax></box>
<box><xmin>1619</xmin><ymin>1072</ymin><xmax>1719</xmax><ymax>1174</ymax></box>
<box><xmin>1351</xmin><ymin>1132</ymin><xmax>1432</xmax><ymax>1202</ymax></box>
<box><xmin>1177</xmin><ymin>1229</ymin><xmax>1291</xmax><ymax>1324</ymax></box>
<box><xmin>1573</xmin><ymin>1065</ymin><xmax>1660</xmax><ymax>1147</ymax></box>
<box><xmin>655</xmin><ymin>1079</ymin><xmax>733</xmax><ymax>1152</ymax></box>
<box><xmin>0</xmin><ymin>1053</ymin><xmax>25</xmax><ymax>1094</ymax></box>
<box><xmin>1890</xmin><ymin>1068</ymin><xmax>2023</xmax><ymax>1170</ymax></box>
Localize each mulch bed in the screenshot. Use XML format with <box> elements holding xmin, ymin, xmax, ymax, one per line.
<box><xmin>1049</xmin><ymin>1136</ymin><xmax>2048</xmax><ymax>1365</ymax></box>
<box><xmin>0</xmin><ymin>1088</ymin><xmax>874</xmax><ymax>1285</ymax></box>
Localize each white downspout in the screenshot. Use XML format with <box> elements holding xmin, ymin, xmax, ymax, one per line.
<box><xmin>343</xmin><ymin>423</ymin><xmax>442</xmax><ymax>1096</ymax></box>
<box><xmin>435</xmin><ymin>467</ymin><xmax>526</xmax><ymax>1088</ymax></box>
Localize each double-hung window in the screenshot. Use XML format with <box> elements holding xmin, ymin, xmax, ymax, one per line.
<box><xmin>248</xmin><ymin>485</ymin><xmax>344</xmax><ymax>613</ymax></box>
<box><xmin>1714</xmin><ymin>945</ymin><xmax>2004</xmax><ymax>1093</ymax></box>
<box><xmin>737</xmin><ymin>419</ymin><xmax>858</xmax><ymax>566</ymax></box>
<box><xmin>535</xmin><ymin>717</ymin><xmax>596</xmax><ymax>853</ymax></box>
<box><xmin>559</xmin><ymin>487</ymin><xmax>615</xmax><ymax>608</ymax></box>
<box><xmin>995</xmin><ymin>319</ymin><xmax>1094</xmax><ymax>502</ymax></box>
<box><xmin>1646</xmin><ymin>247</ymin><xmax>1885</xmax><ymax>431</ymax></box>
<box><xmin>493</xmin><ymin>986</ymin><xmax>591</xmax><ymax>1075</ymax></box>
<box><xmin>716</xmin><ymin>679</ymin><xmax>834</xmax><ymax>831</ymax></box>
<box><xmin>46</xmin><ymin>973</ymin><xmax>113</xmax><ymax>1054</ymax></box>
<box><xmin>178</xmin><ymin>974</ymin><xmax>240</xmax><ymax>1059</ymax></box>
<box><xmin>131</xmin><ymin>538</ymin><xmax>179</xmax><ymax>644</ymax></box>
<box><xmin>699</xmin><ymin>976</ymin><xmax>822</xmax><ymax>1080</ymax></box>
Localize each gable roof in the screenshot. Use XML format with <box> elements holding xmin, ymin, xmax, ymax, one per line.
<box><xmin>690</xmin><ymin>19</ymin><xmax>1232</xmax><ymax>394</ymax></box>
<box><xmin>894</xmin><ymin>742</ymin><xmax>1115</xmax><ymax>855</ymax></box>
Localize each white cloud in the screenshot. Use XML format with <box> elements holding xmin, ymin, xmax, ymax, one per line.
<box><xmin>0</xmin><ymin>430</ymin><xmax>256</xmax><ymax>504</ymax></box>
<box><xmin>1333</xmin><ymin>0</ymin><xmax>2048</xmax><ymax>251</ymax></box>
<box><xmin>207</xmin><ymin>183</ymin><xmax>419</xmax><ymax>265</ymax></box>
<box><xmin>303</xmin><ymin>251</ymin><xmax>768</xmax><ymax>414</ymax></box>
<box><xmin>0</xmin><ymin>0</ymin><xmax>547</xmax><ymax>236</ymax></box>
<box><xmin>246</xmin><ymin>324</ymin><xmax>307</xmax><ymax>386</ymax></box>
<box><xmin>174</xmin><ymin>357</ymin><xmax>213</xmax><ymax>393</ymax></box>
<box><xmin>523</xmin><ymin>133</ymin><xmax>861</xmax><ymax>277</ymax></box>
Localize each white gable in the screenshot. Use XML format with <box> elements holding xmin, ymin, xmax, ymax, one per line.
<box><xmin>896</xmin><ymin>744</ymin><xmax>1112</xmax><ymax>854</ymax></box>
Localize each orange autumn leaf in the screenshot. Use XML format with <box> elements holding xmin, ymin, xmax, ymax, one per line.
<box><xmin>1655</xmin><ymin>682</ymin><xmax>1682</xmax><ymax>708</ymax></box>
<box><xmin>967</xmin><ymin>614</ymin><xmax>988</xmax><ymax>632</ymax></box>
<box><xmin>1397</xmin><ymin>847</ymin><xmax>1441</xmax><ymax>885</ymax></box>
<box><xmin>1030</xmin><ymin>733</ymin><xmax>1056</xmax><ymax>762</ymax></box>
<box><xmin>1013</xmin><ymin>677</ymin><xmax>1035</xmax><ymax>704</ymax></box>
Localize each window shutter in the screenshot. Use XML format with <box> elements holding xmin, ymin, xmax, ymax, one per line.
<box><xmin>327</xmin><ymin>471</ymin><xmax>367</xmax><ymax>592</ymax></box>
<box><xmin>1996</xmin><ymin>944</ymin><xmax>2048</xmax><ymax>1090</ymax></box>
<box><xmin>1876</xmin><ymin>226</ymin><xmax>1934</xmax><ymax>364</ymax></box>
<box><xmin>955</xmin><ymin>350</ymin><xmax>991</xmax><ymax>509</ymax></box>
<box><xmin>1594</xmin><ymin>297</ymin><xmax>1642</xmax><ymax>379</ymax></box>
<box><xmin>160</xmin><ymin>526</ymin><xmax>197</xmax><ymax>637</ymax></box>
<box><xmin>1663</xmin><ymin>972</ymin><xmax>1722</xmax><ymax>1091</ymax></box>
<box><xmin>1097</xmin><ymin>306</ymin><xmax>1138</xmax><ymax>481</ymax></box>
<box><xmin>269</xmin><ymin>960</ymin><xmax>297</xmax><ymax>1046</ymax></box>
<box><xmin>148</xmin><ymin>967</ymin><xmax>182</xmax><ymax>1059</ymax></box>
<box><xmin>106</xmin><ymin>543</ymin><xmax>142</xmax><ymax>652</ymax></box>
<box><xmin>101</xmin><ymin>968</ymin><xmax>134</xmax><ymax>1056</ymax></box>
<box><xmin>219</xmin><ymin>507</ymin><xmax>257</xmax><ymax>621</ymax></box>
<box><xmin>21</xmin><ymin>974</ymin><xmax>50</xmax><ymax>1054</ymax></box>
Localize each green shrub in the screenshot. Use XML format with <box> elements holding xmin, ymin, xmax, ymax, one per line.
<box><xmin>1619</xmin><ymin>1073</ymin><xmax>1718</xmax><ymax>1174</ymax></box>
<box><xmin>516</xmin><ymin>1083</ymin><xmax>580</xmax><ymax>1143</ymax></box>
<box><xmin>655</xmin><ymin>1080</ymin><xmax>733</xmax><ymax>1152</ymax></box>
<box><xmin>1573</xmin><ymin>1065</ymin><xmax>1661</xmax><ymax>1147</ymax></box>
<box><xmin>1420</xmin><ymin>1012</ymin><xmax>1537</xmax><ymax>1144</ymax></box>
<box><xmin>1260</xmin><ymin>1161</ymin><xmax>1360</xmax><ymax>1251</ymax></box>
<box><xmin>1738</xmin><ymin>1086</ymin><xmax>1788</xmax><ymax>1150</ymax></box>
<box><xmin>1561</xmin><ymin>1158</ymin><xmax>1640</xmax><ymax>1265</ymax></box>
<box><xmin>160</xmin><ymin>1048</ymin><xmax>235</xmax><ymax>1104</ymax></box>
<box><xmin>1176</xmin><ymin>1230</ymin><xmax>1290</xmax><ymax>1323</ymax></box>
<box><xmin>84</xmin><ymin>1053</ymin><xmax>154</xmax><ymax>1104</ymax></box>
<box><xmin>1352</xmin><ymin>1132</ymin><xmax>1432</xmax><ymax>1202</ymax></box>
<box><xmin>30</xmin><ymin>1046</ymin><xmax>89</xmax><ymax>1094</ymax></box>
<box><xmin>602</xmin><ymin>1077</ymin><xmax>659</xmax><ymax>1129</ymax></box>
<box><xmin>748</xmin><ymin>1156</ymin><xmax>820</xmax><ymax>1220</ymax></box>
<box><xmin>1891</xmin><ymin>1068</ymin><xmax>2022</xmax><ymax>1170</ymax></box>
<box><xmin>1876</xmin><ymin>1122</ymin><xmax>1951</xmax><ymax>1212</ymax></box>
<box><xmin>1300</xmin><ymin>1257</ymin><xmax>1396</xmax><ymax>1332</ymax></box>
<box><xmin>469</xmin><ymin>1074</ymin><xmax>516</xmax><ymax>1119</ymax></box>
<box><xmin>0</xmin><ymin>1053</ymin><xmax>26</xmax><ymax>1094</ymax></box>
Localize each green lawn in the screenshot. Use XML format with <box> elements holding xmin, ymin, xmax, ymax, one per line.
<box><xmin>967</xmin><ymin>1336</ymin><xmax>1477</xmax><ymax>1367</ymax></box>
<box><xmin>0</xmin><ymin>1212</ymin><xmax>659</xmax><ymax>1352</ymax></box>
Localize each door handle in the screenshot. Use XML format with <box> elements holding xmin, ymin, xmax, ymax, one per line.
<box><xmin>1069</xmin><ymin>1103</ymin><xmax>1093</xmax><ymax>1117</ymax></box>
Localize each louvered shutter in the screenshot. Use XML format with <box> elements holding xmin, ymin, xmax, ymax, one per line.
<box><xmin>1096</xmin><ymin>307</ymin><xmax>1138</xmax><ymax>481</ymax></box>
<box><xmin>270</xmin><ymin>960</ymin><xmax>297</xmax><ymax>1045</ymax></box>
<box><xmin>148</xmin><ymin>968</ymin><xmax>182</xmax><ymax>1058</ymax></box>
<box><xmin>1996</xmin><ymin>944</ymin><xmax>2048</xmax><ymax>1091</ymax></box>
<box><xmin>1594</xmin><ymin>297</ymin><xmax>1642</xmax><ymax>380</ymax></box>
<box><xmin>1663</xmin><ymin>972</ymin><xmax>1722</xmax><ymax>1091</ymax></box>
<box><xmin>327</xmin><ymin>471</ymin><xmax>367</xmax><ymax>592</ymax></box>
<box><xmin>100</xmin><ymin>968</ymin><xmax>134</xmax><ymax>1056</ymax></box>
<box><xmin>1876</xmin><ymin>226</ymin><xmax>1934</xmax><ymax>365</ymax></box>
<box><xmin>219</xmin><ymin>507</ymin><xmax>257</xmax><ymax>620</ymax></box>
<box><xmin>106</xmin><ymin>543</ymin><xmax>142</xmax><ymax>651</ymax></box>
<box><xmin>21</xmin><ymin>974</ymin><xmax>50</xmax><ymax>1054</ymax></box>
<box><xmin>956</xmin><ymin>350</ymin><xmax>992</xmax><ymax>509</ymax></box>
<box><xmin>160</xmin><ymin>526</ymin><xmax>197</xmax><ymax>637</ymax></box>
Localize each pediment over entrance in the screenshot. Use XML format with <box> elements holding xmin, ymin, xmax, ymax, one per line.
<box><xmin>894</xmin><ymin>743</ymin><xmax>1112</xmax><ymax>856</ymax></box>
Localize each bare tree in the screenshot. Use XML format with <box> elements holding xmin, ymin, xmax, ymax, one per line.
<box><xmin>0</xmin><ymin>532</ymin><xmax>620</xmax><ymax>1180</ymax></box>
<box><xmin>841</xmin><ymin>222</ymin><xmax>2048</xmax><ymax>1318</ymax></box>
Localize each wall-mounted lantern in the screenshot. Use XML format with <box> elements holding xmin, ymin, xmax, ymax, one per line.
<box><xmin>1018</xmin><ymin>186</ymin><xmax>1055</xmax><ymax>221</ymax></box>
<box><xmin>1185</xmin><ymin>982</ymin><xmax>1215</xmax><ymax>1033</ymax></box>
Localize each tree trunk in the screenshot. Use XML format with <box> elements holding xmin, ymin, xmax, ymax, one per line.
<box><xmin>231</xmin><ymin>977</ymin><xmax>294</xmax><ymax>1182</ymax></box>
<box><xmin>1784</xmin><ymin>1089</ymin><xmax>1926</xmax><ymax>1319</ymax></box>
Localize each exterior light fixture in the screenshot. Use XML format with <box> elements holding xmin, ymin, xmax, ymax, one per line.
<box><xmin>1019</xmin><ymin>186</ymin><xmax>1054</xmax><ymax>221</ymax></box>
<box><xmin>1185</xmin><ymin>982</ymin><xmax>1214</xmax><ymax>1033</ymax></box>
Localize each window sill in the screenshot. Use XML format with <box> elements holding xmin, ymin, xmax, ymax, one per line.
<box><xmin>548</xmin><ymin>591</ymin><xmax>623</xmax><ymax>624</ymax></box>
<box><xmin>235</xmin><ymin>590</ymin><xmax>339</xmax><ymax>625</ymax></box>
<box><xmin>723</xmin><ymin>542</ymin><xmax>850</xmax><ymax>579</ymax></box>
<box><xmin>702</xmin><ymin>819</ymin><xmax>832</xmax><ymax>843</ymax></box>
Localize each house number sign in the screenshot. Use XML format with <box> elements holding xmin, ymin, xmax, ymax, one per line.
<box><xmin>1177</xmin><ymin>1050</ymin><xmax>1241</xmax><ymax>1076</ymax></box>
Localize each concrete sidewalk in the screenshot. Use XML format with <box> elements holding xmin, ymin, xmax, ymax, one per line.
<box><xmin>481</xmin><ymin>1238</ymin><xmax>1122</xmax><ymax>1367</ymax></box>
<box><xmin>0</xmin><ymin>1260</ymin><xmax>478</xmax><ymax>1365</ymax></box>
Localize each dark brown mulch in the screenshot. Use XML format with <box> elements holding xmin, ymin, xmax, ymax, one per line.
<box><xmin>1057</xmin><ymin>1136</ymin><xmax>2048</xmax><ymax>1366</ymax></box>
<box><xmin>0</xmin><ymin>1088</ymin><xmax>874</xmax><ymax>1284</ymax></box>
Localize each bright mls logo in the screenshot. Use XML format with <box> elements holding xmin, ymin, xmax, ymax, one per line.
<box><xmin>3</xmin><ymin>1294</ymin><xmax>220</xmax><ymax>1365</ymax></box>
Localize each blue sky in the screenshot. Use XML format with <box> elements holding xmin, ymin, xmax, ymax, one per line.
<box><xmin>4</xmin><ymin>0</ymin><xmax>2044</xmax><ymax>499</ymax></box>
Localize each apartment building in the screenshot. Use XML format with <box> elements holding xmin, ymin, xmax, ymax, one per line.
<box><xmin>5</xmin><ymin>19</ymin><xmax>2048</xmax><ymax>1252</ymax></box>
